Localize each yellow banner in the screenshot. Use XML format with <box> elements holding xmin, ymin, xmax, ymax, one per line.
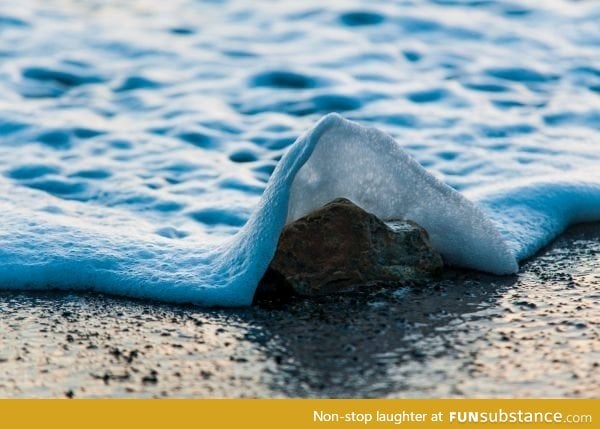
<box><xmin>1</xmin><ymin>399</ymin><xmax>596</xmax><ymax>428</ymax></box>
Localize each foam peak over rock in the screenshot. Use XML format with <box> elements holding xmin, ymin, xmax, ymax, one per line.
<box><xmin>1</xmin><ymin>114</ymin><xmax>599</xmax><ymax>306</ymax></box>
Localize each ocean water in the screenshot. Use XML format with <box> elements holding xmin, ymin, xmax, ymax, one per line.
<box><xmin>0</xmin><ymin>0</ymin><xmax>598</xmax><ymax>306</ymax></box>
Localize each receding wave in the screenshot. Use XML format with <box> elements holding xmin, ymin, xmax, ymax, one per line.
<box><xmin>1</xmin><ymin>114</ymin><xmax>598</xmax><ymax>306</ymax></box>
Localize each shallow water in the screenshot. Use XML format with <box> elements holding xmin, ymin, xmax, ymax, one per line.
<box><xmin>0</xmin><ymin>0</ymin><xmax>599</xmax><ymax>305</ymax></box>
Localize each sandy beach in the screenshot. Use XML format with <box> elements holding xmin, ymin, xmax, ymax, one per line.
<box><xmin>1</xmin><ymin>222</ymin><xmax>597</xmax><ymax>398</ymax></box>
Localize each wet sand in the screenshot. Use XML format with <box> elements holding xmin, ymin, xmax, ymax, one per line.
<box><xmin>0</xmin><ymin>223</ymin><xmax>598</xmax><ymax>398</ymax></box>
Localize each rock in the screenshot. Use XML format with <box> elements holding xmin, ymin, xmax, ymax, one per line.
<box><xmin>258</xmin><ymin>198</ymin><xmax>443</xmax><ymax>297</ymax></box>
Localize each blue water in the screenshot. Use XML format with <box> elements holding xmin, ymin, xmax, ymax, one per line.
<box><xmin>0</xmin><ymin>0</ymin><xmax>599</xmax><ymax>306</ymax></box>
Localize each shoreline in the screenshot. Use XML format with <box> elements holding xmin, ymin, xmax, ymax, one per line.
<box><xmin>0</xmin><ymin>222</ymin><xmax>598</xmax><ymax>398</ymax></box>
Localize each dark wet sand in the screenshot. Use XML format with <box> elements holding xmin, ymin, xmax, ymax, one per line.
<box><xmin>1</xmin><ymin>223</ymin><xmax>598</xmax><ymax>398</ymax></box>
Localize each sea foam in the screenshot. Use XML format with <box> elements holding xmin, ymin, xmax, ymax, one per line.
<box><xmin>1</xmin><ymin>114</ymin><xmax>599</xmax><ymax>306</ymax></box>
<box><xmin>1</xmin><ymin>0</ymin><xmax>599</xmax><ymax>306</ymax></box>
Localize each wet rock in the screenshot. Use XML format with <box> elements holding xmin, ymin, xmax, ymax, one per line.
<box><xmin>253</xmin><ymin>268</ymin><xmax>295</xmax><ymax>305</ymax></box>
<box><xmin>258</xmin><ymin>198</ymin><xmax>443</xmax><ymax>297</ymax></box>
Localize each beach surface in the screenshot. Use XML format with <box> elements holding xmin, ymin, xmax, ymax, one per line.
<box><xmin>1</xmin><ymin>223</ymin><xmax>598</xmax><ymax>398</ymax></box>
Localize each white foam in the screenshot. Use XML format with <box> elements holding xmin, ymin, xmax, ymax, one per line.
<box><xmin>3</xmin><ymin>114</ymin><xmax>598</xmax><ymax>305</ymax></box>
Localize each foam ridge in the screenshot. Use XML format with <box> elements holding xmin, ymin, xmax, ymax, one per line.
<box><xmin>2</xmin><ymin>114</ymin><xmax>599</xmax><ymax>306</ymax></box>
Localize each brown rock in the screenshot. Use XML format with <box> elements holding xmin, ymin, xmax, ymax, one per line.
<box><xmin>258</xmin><ymin>198</ymin><xmax>443</xmax><ymax>297</ymax></box>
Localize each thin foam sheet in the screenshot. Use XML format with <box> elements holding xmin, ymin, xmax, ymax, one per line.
<box><xmin>1</xmin><ymin>114</ymin><xmax>598</xmax><ymax>306</ymax></box>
